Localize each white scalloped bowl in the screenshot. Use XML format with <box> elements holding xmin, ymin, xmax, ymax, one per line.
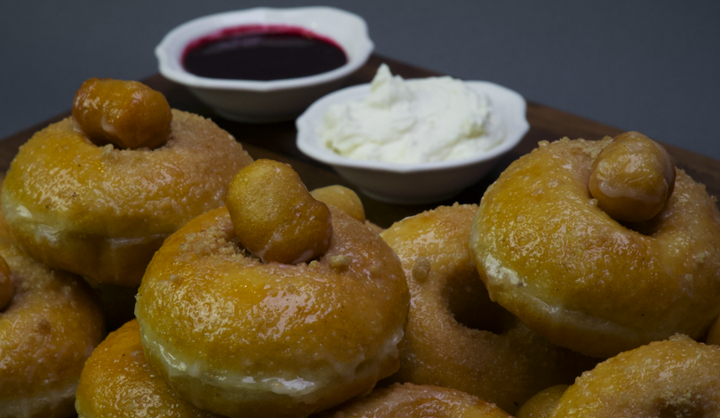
<box><xmin>156</xmin><ymin>7</ymin><xmax>373</xmax><ymax>122</ymax></box>
<box><xmin>297</xmin><ymin>81</ymin><xmax>529</xmax><ymax>204</ymax></box>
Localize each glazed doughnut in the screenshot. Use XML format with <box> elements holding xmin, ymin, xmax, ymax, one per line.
<box><xmin>135</xmin><ymin>163</ymin><xmax>409</xmax><ymax>417</ymax></box>
<box><xmin>317</xmin><ymin>383</ymin><xmax>512</xmax><ymax>418</ymax></box>
<box><xmin>310</xmin><ymin>185</ymin><xmax>366</xmax><ymax>223</ymax></box>
<box><xmin>1</xmin><ymin>79</ymin><xmax>253</xmax><ymax>287</ymax></box>
<box><xmin>380</xmin><ymin>204</ymin><xmax>594</xmax><ymax>414</ymax></box>
<box><xmin>76</xmin><ymin>320</ymin><xmax>220</xmax><ymax>418</ymax></box>
<box><xmin>0</xmin><ymin>240</ymin><xmax>104</xmax><ymax>418</ymax></box>
<box><xmin>549</xmin><ymin>335</ymin><xmax>720</xmax><ymax>417</ymax></box>
<box><xmin>0</xmin><ymin>252</ymin><xmax>13</xmax><ymax>310</ymax></box>
<box><xmin>470</xmin><ymin>135</ymin><xmax>720</xmax><ymax>357</ymax></box>
<box><xmin>309</xmin><ymin>184</ymin><xmax>385</xmax><ymax>234</ymax></box>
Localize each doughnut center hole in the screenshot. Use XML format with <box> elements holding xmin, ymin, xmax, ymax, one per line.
<box><xmin>442</xmin><ymin>270</ymin><xmax>515</xmax><ymax>334</ymax></box>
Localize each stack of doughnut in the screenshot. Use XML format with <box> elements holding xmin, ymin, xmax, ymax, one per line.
<box><xmin>1</xmin><ymin>78</ymin><xmax>253</xmax><ymax>330</ymax></box>
<box><xmin>1</xmin><ymin>78</ymin><xmax>253</xmax><ymax>289</ymax></box>
<box><xmin>0</xmin><ymin>176</ymin><xmax>105</xmax><ymax>418</ymax></box>
<box><xmin>5</xmin><ymin>72</ymin><xmax>720</xmax><ymax>418</ymax></box>
<box><xmin>129</xmin><ymin>159</ymin><xmax>410</xmax><ymax>417</ymax></box>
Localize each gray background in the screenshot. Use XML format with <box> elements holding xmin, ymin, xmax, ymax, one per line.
<box><xmin>2</xmin><ymin>1</ymin><xmax>719</xmax><ymax>160</ymax></box>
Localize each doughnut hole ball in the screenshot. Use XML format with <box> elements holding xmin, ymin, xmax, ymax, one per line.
<box><xmin>226</xmin><ymin>159</ymin><xmax>332</xmax><ymax>264</ymax></box>
<box><xmin>589</xmin><ymin>131</ymin><xmax>675</xmax><ymax>222</ymax></box>
<box><xmin>73</xmin><ymin>78</ymin><xmax>171</xmax><ymax>150</ymax></box>
<box><xmin>311</xmin><ymin>185</ymin><xmax>366</xmax><ymax>223</ymax></box>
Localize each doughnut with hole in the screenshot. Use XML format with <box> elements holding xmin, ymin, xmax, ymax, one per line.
<box><xmin>135</xmin><ymin>161</ymin><xmax>409</xmax><ymax>417</ymax></box>
<box><xmin>75</xmin><ymin>320</ymin><xmax>220</xmax><ymax>418</ymax></box>
<box><xmin>0</xmin><ymin>240</ymin><xmax>104</xmax><ymax>418</ymax></box>
<box><xmin>317</xmin><ymin>383</ymin><xmax>512</xmax><ymax>418</ymax></box>
<box><xmin>380</xmin><ymin>204</ymin><xmax>594</xmax><ymax>414</ymax></box>
<box><xmin>470</xmin><ymin>135</ymin><xmax>720</xmax><ymax>357</ymax></box>
<box><xmin>549</xmin><ymin>335</ymin><xmax>720</xmax><ymax>417</ymax></box>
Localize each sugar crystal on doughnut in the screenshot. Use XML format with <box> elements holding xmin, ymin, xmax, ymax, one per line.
<box><xmin>549</xmin><ymin>335</ymin><xmax>720</xmax><ymax>417</ymax></box>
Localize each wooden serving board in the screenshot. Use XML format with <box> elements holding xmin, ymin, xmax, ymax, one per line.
<box><xmin>2</xmin><ymin>54</ymin><xmax>718</xmax><ymax>228</ymax></box>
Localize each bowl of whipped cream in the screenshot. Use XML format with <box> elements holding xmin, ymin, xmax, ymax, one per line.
<box><xmin>297</xmin><ymin>64</ymin><xmax>529</xmax><ymax>204</ymax></box>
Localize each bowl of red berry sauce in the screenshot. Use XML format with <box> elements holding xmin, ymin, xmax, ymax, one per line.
<box><xmin>156</xmin><ymin>7</ymin><xmax>373</xmax><ymax>122</ymax></box>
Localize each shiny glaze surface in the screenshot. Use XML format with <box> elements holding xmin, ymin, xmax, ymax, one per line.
<box><xmin>550</xmin><ymin>336</ymin><xmax>720</xmax><ymax>418</ymax></box>
<box><xmin>318</xmin><ymin>383</ymin><xmax>513</xmax><ymax>418</ymax></box>
<box><xmin>1</xmin><ymin>110</ymin><xmax>253</xmax><ymax>286</ymax></box>
<box><xmin>470</xmin><ymin>137</ymin><xmax>720</xmax><ymax>358</ymax></box>
<box><xmin>380</xmin><ymin>204</ymin><xmax>594</xmax><ymax>414</ymax></box>
<box><xmin>76</xmin><ymin>320</ymin><xmax>219</xmax><ymax>418</ymax></box>
<box><xmin>135</xmin><ymin>206</ymin><xmax>409</xmax><ymax>417</ymax></box>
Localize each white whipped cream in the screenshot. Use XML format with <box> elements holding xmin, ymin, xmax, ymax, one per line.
<box><xmin>318</xmin><ymin>64</ymin><xmax>505</xmax><ymax>164</ymax></box>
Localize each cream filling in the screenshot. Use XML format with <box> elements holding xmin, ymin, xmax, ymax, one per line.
<box><xmin>138</xmin><ymin>319</ymin><xmax>404</xmax><ymax>403</ymax></box>
<box><xmin>4</xmin><ymin>203</ymin><xmax>165</xmax><ymax>249</ymax></box>
<box><xmin>0</xmin><ymin>381</ymin><xmax>77</xmax><ymax>418</ymax></box>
